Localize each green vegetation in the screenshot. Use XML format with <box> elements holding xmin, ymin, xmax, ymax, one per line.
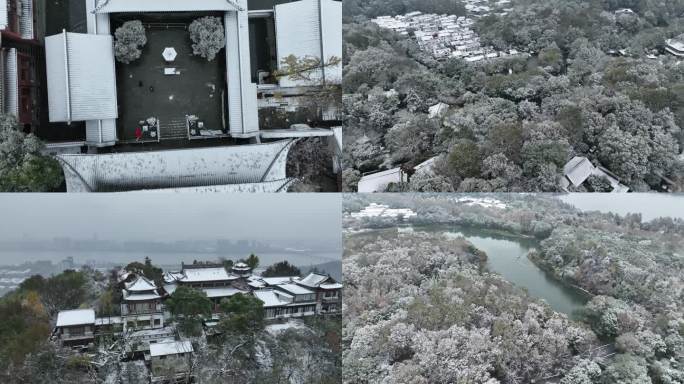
<box><xmin>344</xmin><ymin>194</ymin><xmax>684</xmax><ymax>383</ymax></box>
<box><xmin>114</xmin><ymin>20</ymin><xmax>147</xmax><ymax>64</ymax></box>
<box><xmin>166</xmin><ymin>286</ymin><xmax>213</xmax><ymax>336</ymax></box>
<box><xmin>218</xmin><ymin>293</ymin><xmax>264</xmax><ymax>335</ymax></box>
<box><xmin>343</xmin><ymin>0</ymin><xmax>684</xmax><ymax>191</ymax></box>
<box><xmin>0</xmin><ymin>113</ymin><xmax>64</xmax><ymax>192</ymax></box>
<box><xmin>261</xmin><ymin>260</ymin><xmax>301</xmax><ymax>277</ymax></box>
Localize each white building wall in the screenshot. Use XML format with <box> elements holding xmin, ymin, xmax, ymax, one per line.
<box><xmin>320</xmin><ymin>0</ymin><xmax>342</xmax><ymax>84</ymax></box>
<box><xmin>85</xmin><ymin>118</ymin><xmax>117</xmax><ymax>146</ymax></box>
<box><xmin>4</xmin><ymin>48</ymin><xmax>18</xmax><ymax>117</ymax></box>
<box><xmin>225</xmin><ymin>1</ymin><xmax>259</xmax><ymax>137</ymax></box>
<box><xmin>85</xmin><ymin>0</ymin><xmax>111</xmax><ymax>34</ymax></box>
<box><xmin>45</xmin><ymin>32</ymin><xmax>118</xmax><ymax>122</ymax></box>
<box><xmin>19</xmin><ymin>0</ymin><xmax>33</xmax><ymax>39</ymax></box>
<box><xmin>0</xmin><ymin>0</ymin><xmax>8</xmax><ymax>30</ymax></box>
<box><xmin>275</xmin><ymin>0</ymin><xmax>321</xmax><ymax>87</ymax></box>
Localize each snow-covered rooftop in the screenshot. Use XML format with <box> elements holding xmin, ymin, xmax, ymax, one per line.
<box><xmin>277</xmin><ymin>283</ymin><xmax>315</xmax><ymax>296</ymax></box>
<box><xmin>94</xmin><ymin>0</ymin><xmax>239</xmax><ymax>13</ymax></box>
<box><xmin>122</xmin><ymin>289</ymin><xmax>161</xmax><ymax>301</ymax></box>
<box><xmin>254</xmin><ymin>290</ymin><xmax>293</xmax><ymax>307</ymax></box>
<box><xmin>125</xmin><ymin>276</ymin><xmax>157</xmax><ymax>292</ymax></box>
<box><xmin>181</xmin><ymin>267</ymin><xmax>235</xmax><ymax>283</ymax></box>
<box><xmin>203</xmin><ymin>287</ymin><xmax>246</xmax><ymax>299</ymax></box>
<box><xmin>149</xmin><ymin>340</ymin><xmax>194</xmax><ymax>357</ymax></box>
<box><xmin>163</xmin><ymin>271</ymin><xmax>184</xmax><ymax>284</ymax></box>
<box><xmin>297</xmin><ymin>272</ymin><xmax>329</xmax><ymax>288</ymax></box>
<box><xmin>319</xmin><ymin>283</ymin><xmax>343</xmax><ymax>290</ymax></box>
<box><xmin>56</xmin><ymin>308</ymin><xmax>95</xmax><ymax>327</ymax></box>
<box><xmin>261</xmin><ymin>276</ymin><xmax>300</xmax><ymax>286</ymax></box>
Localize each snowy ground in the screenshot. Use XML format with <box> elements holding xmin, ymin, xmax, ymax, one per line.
<box><xmin>264</xmin><ymin>319</ymin><xmax>309</xmax><ymax>336</ymax></box>
<box><xmin>350</xmin><ymin>203</ymin><xmax>418</xmax><ymax>219</ymax></box>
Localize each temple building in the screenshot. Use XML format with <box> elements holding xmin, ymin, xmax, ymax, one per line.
<box><xmin>163</xmin><ymin>264</ymin><xmax>246</xmax><ymax>310</ymax></box>
<box><xmin>41</xmin><ymin>0</ymin><xmax>342</xmax><ymax>192</ymax></box>
<box><xmin>121</xmin><ymin>275</ymin><xmax>165</xmax><ymax>332</ymax></box>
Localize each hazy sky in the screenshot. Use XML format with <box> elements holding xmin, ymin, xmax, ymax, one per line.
<box><xmin>558</xmin><ymin>193</ymin><xmax>684</xmax><ymax>221</ymax></box>
<box><xmin>0</xmin><ymin>193</ymin><xmax>341</xmax><ymax>245</ymax></box>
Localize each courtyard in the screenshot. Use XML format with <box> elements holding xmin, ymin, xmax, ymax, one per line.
<box><xmin>113</xmin><ymin>14</ymin><xmax>226</xmax><ymax>143</ymax></box>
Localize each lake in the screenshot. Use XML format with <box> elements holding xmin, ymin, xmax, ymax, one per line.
<box><xmin>421</xmin><ymin>225</ymin><xmax>591</xmax><ymax>317</ymax></box>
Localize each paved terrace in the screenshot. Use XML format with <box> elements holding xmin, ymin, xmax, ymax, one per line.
<box><xmin>114</xmin><ymin>15</ymin><xmax>225</xmax><ymax>143</ymax></box>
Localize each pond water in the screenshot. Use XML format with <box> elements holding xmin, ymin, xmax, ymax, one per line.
<box><xmin>423</xmin><ymin>226</ymin><xmax>591</xmax><ymax>317</ymax></box>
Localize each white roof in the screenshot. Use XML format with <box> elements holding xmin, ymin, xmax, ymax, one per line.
<box><xmin>45</xmin><ymin>32</ymin><xmax>118</xmax><ymax>123</ymax></box>
<box><xmin>358</xmin><ymin>168</ymin><xmax>407</xmax><ymax>193</ymax></box>
<box><xmin>149</xmin><ymin>340</ymin><xmax>194</xmax><ymax>357</ymax></box>
<box><xmin>56</xmin><ymin>309</ymin><xmax>95</xmax><ymax>327</ymax></box>
<box><xmin>277</xmin><ymin>283</ymin><xmax>315</xmax><ymax>295</ymax></box>
<box><xmin>261</xmin><ymin>276</ymin><xmax>300</xmax><ymax>286</ymax></box>
<box><xmin>564</xmin><ymin>156</ymin><xmax>594</xmax><ymax>187</ymax></box>
<box><xmin>122</xmin><ymin>290</ymin><xmax>161</xmax><ymax>301</ymax></box>
<box><xmin>234</xmin><ymin>262</ymin><xmax>249</xmax><ymax>268</ymax></box>
<box><xmin>164</xmin><ymin>284</ymin><xmax>178</xmax><ymax>295</ymax></box>
<box><xmin>163</xmin><ymin>272</ymin><xmax>184</xmax><ymax>284</ymax></box>
<box><xmin>94</xmin><ymin>0</ymin><xmax>239</xmax><ymax>13</ymax></box>
<box><xmin>56</xmin><ymin>139</ymin><xmax>295</xmax><ymax>192</ymax></box>
<box><xmin>203</xmin><ymin>287</ymin><xmax>245</xmax><ymax>298</ymax></box>
<box><xmin>254</xmin><ymin>290</ymin><xmax>292</xmax><ymax>308</ymax></box>
<box><xmin>182</xmin><ymin>267</ymin><xmax>234</xmax><ymax>283</ymax></box>
<box><xmin>320</xmin><ymin>283</ymin><xmax>343</xmax><ymax>290</ymax></box>
<box><xmin>125</xmin><ymin>276</ymin><xmax>157</xmax><ymax>292</ymax></box>
<box><xmin>298</xmin><ymin>273</ymin><xmax>329</xmax><ymax>288</ymax></box>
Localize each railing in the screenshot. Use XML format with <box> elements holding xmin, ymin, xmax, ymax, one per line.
<box><xmin>121</xmin><ymin>305</ymin><xmax>163</xmax><ymax>316</ymax></box>
<box><xmin>322</xmin><ymin>295</ymin><xmax>340</xmax><ymax>302</ymax></box>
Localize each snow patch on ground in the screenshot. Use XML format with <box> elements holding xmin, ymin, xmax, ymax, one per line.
<box><xmin>451</xmin><ymin>197</ymin><xmax>507</xmax><ymax>209</ymax></box>
<box><xmin>265</xmin><ymin>319</ymin><xmax>309</xmax><ymax>336</ymax></box>
<box><xmin>350</xmin><ymin>203</ymin><xmax>417</xmax><ymax>219</ymax></box>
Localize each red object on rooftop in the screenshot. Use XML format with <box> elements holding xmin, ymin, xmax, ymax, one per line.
<box><xmin>135</xmin><ymin>126</ymin><xmax>143</xmax><ymax>140</ymax></box>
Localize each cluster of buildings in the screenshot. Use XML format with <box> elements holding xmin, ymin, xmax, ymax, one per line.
<box><xmin>371</xmin><ymin>0</ymin><xmax>517</xmax><ymax>61</ymax></box>
<box><xmin>2</xmin><ymin>0</ymin><xmax>343</xmax><ymax>192</ymax></box>
<box><xmin>52</xmin><ymin>261</ymin><xmax>342</xmax><ymax>382</ymax></box>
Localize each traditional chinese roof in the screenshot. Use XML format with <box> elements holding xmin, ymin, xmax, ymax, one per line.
<box><xmin>56</xmin><ymin>309</ymin><xmax>96</xmax><ymax>327</ymax></box>
<box><xmin>122</xmin><ymin>290</ymin><xmax>162</xmax><ymax>301</ymax></box>
<box><xmin>125</xmin><ymin>275</ymin><xmax>157</xmax><ymax>292</ymax></box>
<box><xmin>319</xmin><ymin>283</ymin><xmax>343</xmax><ymax>290</ymax></box>
<box><xmin>253</xmin><ymin>290</ymin><xmax>293</xmax><ymax>308</ymax></box>
<box><xmin>181</xmin><ymin>267</ymin><xmax>236</xmax><ymax>283</ymax></box>
<box><xmin>203</xmin><ymin>287</ymin><xmax>246</xmax><ymax>299</ymax></box>
<box><xmin>149</xmin><ymin>340</ymin><xmax>194</xmax><ymax>357</ymax></box>
<box><xmin>297</xmin><ymin>272</ymin><xmax>330</xmax><ymax>288</ymax></box>
<box><xmin>276</xmin><ymin>283</ymin><xmax>314</xmax><ymax>296</ymax></box>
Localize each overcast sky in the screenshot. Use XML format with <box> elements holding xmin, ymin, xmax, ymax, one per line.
<box><xmin>558</xmin><ymin>193</ymin><xmax>684</xmax><ymax>221</ymax></box>
<box><xmin>0</xmin><ymin>193</ymin><xmax>341</xmax><ymax>246</ymax></box>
